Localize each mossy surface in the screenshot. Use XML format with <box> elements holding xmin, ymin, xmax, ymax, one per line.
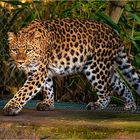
<box><xmin>0</xmin><ymin>110</ymin><xmax>140</xmax><ymax>139</ymax></box>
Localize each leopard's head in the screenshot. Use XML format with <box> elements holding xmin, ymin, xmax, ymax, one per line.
<box><xmin>8</xmin><ymin>20</ymin><xmax>48</xmax><ymax>72</ymax></box>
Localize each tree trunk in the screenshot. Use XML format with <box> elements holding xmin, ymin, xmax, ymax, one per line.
<box><xmin>105</xmin><ymin>0</ymin><xmax>128</xmax><ymax>23</ymax></box>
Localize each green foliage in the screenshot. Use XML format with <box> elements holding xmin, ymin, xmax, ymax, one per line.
<box><xmin>119</xmin><ymin>1</ymin><xmax>140</xmax><ymax>69</ymax></box>
<box><xmin>46</xmin><ymin>0</ymin><xmax>107</xmax><ymax>19</ymax></box>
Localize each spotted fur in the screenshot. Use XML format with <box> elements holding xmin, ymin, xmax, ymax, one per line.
<box><xmin>4</xmin><ymin>18</ymin><xmax>140</xmax><ymax>115</ymax></box>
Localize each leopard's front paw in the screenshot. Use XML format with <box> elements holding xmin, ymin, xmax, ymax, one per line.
<box><xmin>3</xmin><ymin>105</ymin><xmax>21</xmax><ymax>116</ymax></box>
<box><xmin>36</xmin><ymin>102</ymin><xmax>55</xmax><ymax>111</ymax></box>
<box><xmin>86</xmin><ymin>102</ymin><xmax>102</xmax><ymax>110</ymax></box>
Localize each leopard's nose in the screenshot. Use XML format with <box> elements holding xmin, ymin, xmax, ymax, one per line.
<box><xmin>17</xmin><ymin>61</ymin><xmax>24</xmax><ymax>66</ymax></box>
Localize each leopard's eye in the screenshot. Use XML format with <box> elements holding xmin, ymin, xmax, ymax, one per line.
<box><xmin>11</xmin><ymin>48</ymin><xmax>17</xmax><ymax>54</ymax></box>
<box><xmin>26</xmin><ymin>48</ymin><xmax>32</xmax><ymax>54</ymax></box>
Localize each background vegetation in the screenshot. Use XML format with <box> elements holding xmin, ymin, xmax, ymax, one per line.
<box><xmin>0</xmin><ymin>0</ymin><xmax>140</xmax><ymax>105</ymax></box>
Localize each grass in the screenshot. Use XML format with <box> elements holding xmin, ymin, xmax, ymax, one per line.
<box><xmin>1</xmin><ymin>120</ymin><xmax>140</xmax><ymax>139</ymax></box>
<box><xmin>0</xmin><ymin>110</ymin><xmax>140</xmax><ymax>139</ymax></box>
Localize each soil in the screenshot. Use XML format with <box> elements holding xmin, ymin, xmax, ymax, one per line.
<box><xmin>0</xmin><ymin>108</ymin><xmax>140</xmax><ymax>139</ymax></box>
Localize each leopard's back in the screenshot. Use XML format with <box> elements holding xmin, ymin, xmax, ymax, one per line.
<box><xmin>44</xmin><ymin>18</ymin><xmax>122</xmax><ymax>76</ymax></box>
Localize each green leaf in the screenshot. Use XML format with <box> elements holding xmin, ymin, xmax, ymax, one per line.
<box><xmin>132</xmin><ymin>40</ymin><xmax>140</xmax><ymax>52</ymax></box>
<box><xmin>95</xmin><ymin>12</ymin><xmax>120</xmax><ymax>32</ymax></box>
<box><xmin>134</xmin><ymin>32</ymin><xmax>140</xmax><ymax>40</ymax></box>
<box><xmin>134</xmin><ymin>36</ymin><xmax>140</xmax><ymax>40</ymax></box>
<box><xmin>128</xmin><ymin>12</ymin><xmax>140</xmax><ymax>23</ymax></box>
<box><xmin>133</xmin><ymin>54</ymin><xmax>140</xmax><ymax>69</ymax></box>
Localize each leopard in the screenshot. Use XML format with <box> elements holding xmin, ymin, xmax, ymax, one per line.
<box><xmin>4</xmin><ymin>18</ymin><xmax>140</xmax><ymax>116</ymax></box>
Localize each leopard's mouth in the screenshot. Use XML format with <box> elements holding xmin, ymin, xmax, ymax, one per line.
<box><xmin>17</xmin><ymin>64</ymin><xmax>26</xmax><ymax>70</ymax></box>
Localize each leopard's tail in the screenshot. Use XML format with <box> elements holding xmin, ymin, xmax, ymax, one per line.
<box><xmin>115</xmin><ymin>47</ymin><xmax>140</xmax><ymax>95</ymax></box>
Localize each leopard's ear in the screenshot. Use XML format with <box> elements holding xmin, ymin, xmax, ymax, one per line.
<box><xmin>7</xmin><ymin>32</ymin><xmax>16</xmax><ymax>43</ymax></box>
<box><xmin>33</xmin><ymin>30</ymin><xmax>42</xmax><ymax>39</ymax></box>
<box><xmin>29</xmin><ymin>30</ymin><xmax>42</xmax><ymax>41</ymax></box>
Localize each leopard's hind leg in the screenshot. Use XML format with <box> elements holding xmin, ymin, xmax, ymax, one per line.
<box><xmin>111</xmin><ymin>72</ymin><xmax>136</xmax><ymax>112</ymax></box>
<box><xmin>83</xmin><ymin>61</ymin><xmax>112</xmax><ymax>110</ymax></box>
